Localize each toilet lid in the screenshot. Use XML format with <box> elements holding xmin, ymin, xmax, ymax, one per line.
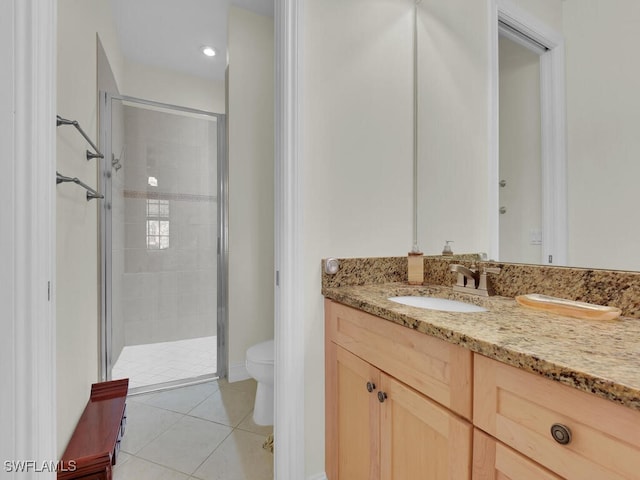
<box><xmin>247</xmin><ymin>339</ymin><xmax>274</xmax><ymax>365</ymax></box>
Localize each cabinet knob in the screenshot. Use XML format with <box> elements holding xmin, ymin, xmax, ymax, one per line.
<box><xmin>550</xmin><ymin>423</ymin><xmax>572</xmax><ymax>445</ymax></box>
<box><xmin>366</xmin><ymin>381</ymin><xmax>376</xmax><ymax>393</ymax></box>
<box><xmin>377</xmin><ymin>391</ymin><xmax>387</xmax><ymax>403</ymax></box>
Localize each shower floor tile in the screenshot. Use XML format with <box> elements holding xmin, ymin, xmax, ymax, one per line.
<box><xmin>112</xmin><ymin>336</ymin><xmax>217</xmax><ymax>389</ymax></box>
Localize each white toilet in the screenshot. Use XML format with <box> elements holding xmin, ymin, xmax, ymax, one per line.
<box><xmin>245</xmin><ymin>339</ymin><xmax>274</xmax><ymax>426</ymax></box>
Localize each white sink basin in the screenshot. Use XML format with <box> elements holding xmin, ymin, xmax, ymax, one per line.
<box><xmin>388</xmin><ymin>296</ymin><xmax>487</xmax><ymax>313</ymax></box>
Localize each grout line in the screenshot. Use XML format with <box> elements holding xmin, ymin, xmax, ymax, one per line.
<box><xmin>120</xmin><ymin>410</ymin><xmax>187</xmax><ymax>456</ymax></box>
<box><xmin>116</xmin><ymin>381</ymin><xmax>272</xmax><ymax>480</ymax></box>
<box><xmin>188</xmin><ymin>427</ymin><xmax>236</xmax><ymax>479</ymax></box>
<box><xmin>115</xmin><ymin>452</ymin><xmax>195</xmax><ymax>478</ymax></box>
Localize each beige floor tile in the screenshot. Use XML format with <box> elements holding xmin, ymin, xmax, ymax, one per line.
<box><xmin>192</xmin><ymin>430</ymin><xmax>273</xmax><ymax>480</ymax></box>
<box><xmin>217</xmin><ymin>378</ymin><xmax>257</xmax><ymax>395</ymax></box>
<box><xmin>236</xmin><ymin>410</ymin><xmax>273</xmax><ymax>437</ymax></box>
<box><xmin>114</xmin><ymin>451</ymin><xmax>132</xmax><ymax>467</ymax></box>
<box><xmin>188</xmin><ymin>387</ymin><xmax>255</xmax><ymax>427</ymax></box>
<box><xmin>128</xmin><ymin>391</ymin><xmax>159</xmax><ymax>404</ymax></box>
<box><xmin>136</xmin><ymin>415</ymin><xmax>232</xmax><ymax>474</ymax></box>
<box><xmin>139</xmin><ymin>382</ymin><xmax>219</xmax><ymax>414</ymax></box>
<box><xmin>120</xmin><ymin>402</ymin><xmax>183</xmax><ymax>454</ymax></box>
<box><xmin>112</xmin><ymin>456</ymin><xmax>189</xmax><ymax>480</ymax></box>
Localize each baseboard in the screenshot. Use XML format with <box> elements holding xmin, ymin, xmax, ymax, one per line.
<box><xmin>307</xmin><ymin>473</ymin><xmax>328</xmax><ymax>480</ymax></box>
<box><xmin>228</xmin><ymin>361</ymin><xmax>250</xmax><ymax>383</ymax></box>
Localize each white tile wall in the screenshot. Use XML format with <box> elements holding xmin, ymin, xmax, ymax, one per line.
<box><xmin>119</xmin><ymin>105</ymin><xmax>218</xmax><ymax>347</ymax></box>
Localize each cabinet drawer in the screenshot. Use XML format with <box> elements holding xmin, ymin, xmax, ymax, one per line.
<box><xmin>474</xmin><ymin>354</ymin><xmax>640</xmax><ymax>479</ymax></box>
<box><xmin>325</xmin><ymin>299</ymin><xmax>472</xmax><ymax>419</ymax></box>
<box><xmin>473</xmin><ymin>429</ymin><xmax>561</xmax><ymax>480</ymax></box>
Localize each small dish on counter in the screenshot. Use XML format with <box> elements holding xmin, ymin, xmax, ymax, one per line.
<box><xmin>515</xmin><ymin>293</ymin><xmax>622</xmax><ymax>320</ymax></box>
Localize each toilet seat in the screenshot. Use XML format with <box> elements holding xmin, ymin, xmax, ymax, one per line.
<box><xmin>246</xmin><ymin>339</ymin><xmax>274</xmax><ymax>366</ymax></box>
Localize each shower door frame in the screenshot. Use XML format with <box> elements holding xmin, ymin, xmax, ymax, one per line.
<box><xmin>98</xmin><ymin>92</ymin><xmax>229</xmax><ymax>385</ymax></box>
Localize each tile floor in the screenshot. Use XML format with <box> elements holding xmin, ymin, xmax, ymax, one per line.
<box><xmin>114</xmin><ymin>378</ymin><xmax>273</xmax><ymax>480</ymax></box>
<box><xmin>112</xmin><ymin>336</ymin><xmax>217</xmax><ymax>389</ymax></box>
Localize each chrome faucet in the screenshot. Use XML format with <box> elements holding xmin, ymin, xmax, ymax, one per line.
<box><xmin>450</xmin><ymin>264</ymin><xmax>479</xmax><ymax>288</ymax></box>
<box><xmin>450</xmin><ymin>264</ymin><xmax>501</xmax><ymax>296</ymax></box>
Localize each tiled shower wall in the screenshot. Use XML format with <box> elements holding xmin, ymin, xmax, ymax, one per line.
<box><xmin>119</xmin><ymin>105</ymin><xmax>218</xmax><ymax>348</ymax></box>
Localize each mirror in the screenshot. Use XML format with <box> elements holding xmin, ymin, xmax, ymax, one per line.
<box><xmin>416</xmin><ymin>0</ymin><xmax>640</xmax><ymax>271</ymax></box>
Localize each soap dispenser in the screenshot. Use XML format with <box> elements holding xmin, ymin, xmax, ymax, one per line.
<box><xmin>408</xmin><ymin>247</ymin><xmax>424</xmax><ymax>285</ymax></box>
<box><xmin>442</xmin><ymin>240</ymin><xmax>454</xmax><ymax>256</ymax></box>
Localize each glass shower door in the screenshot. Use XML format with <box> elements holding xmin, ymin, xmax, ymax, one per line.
<box><xmin>100</xmin><ymin>93</ymin><xmax>227</xmax><ymax>393</ymax></box>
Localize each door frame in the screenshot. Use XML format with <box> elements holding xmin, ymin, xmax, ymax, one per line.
<box><xmin>98</xmin><ymin>93</ymin><xmax>229</xmax><ymax>385</ymax></box>
<box><xmin>274</xmin><ymin>0</ymin><xmax>306</xmax><ymax>478</ymax></box>
<box><xmin>489</xmin><ymin>0</ymin><xmax>567</xmax><ymax>265</ymax></box>
<box><xmin>7</xmin><ymin>0</ymin><xmax>307</xmax><ymax>476</ymax></box>
<box><xmin>0</xmin><ymin>0</ymin><xmax>57</xmax><ymax>472</ymax></box>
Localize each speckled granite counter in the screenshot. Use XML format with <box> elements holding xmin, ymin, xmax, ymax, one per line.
<box><xmin>323</xmin><ymin>282</ymin><xmax>640</xmax><ymax>412</ymax></box>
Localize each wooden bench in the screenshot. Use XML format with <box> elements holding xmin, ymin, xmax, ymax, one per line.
<box><xmin>58</xmin><ymin>379</ymin><xmax>129</xmax><ymax>480</ymax></box>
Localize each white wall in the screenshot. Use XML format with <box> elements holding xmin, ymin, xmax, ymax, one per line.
<box><xmin>498</xmin><ymin>36</ymin><xmax>542</xmax><ymax>264</ymax></box>
<box><xmin>302</xmin><ymin>0</ymin><xmax>414</xmax><ymax>475</ymax></box>
<box><xmin>56</xmin><ymin>0</ymin><xmax>123</xmax><ymax>455</ymax></box>
<box><xmin>227</xmin><ymin>6</ymin><xmax>275</xmax><ymax>377</ymax></box>
<box><xmin>509</xmin><ymin>0</ymin><xmax>563</xmax><ymax>31</ymax></box>
<box><xmin>124</xmin><ymin>60</ymin><xmax>225</xmax><ymax>113</ymax></box>
<box><xmin>563</xmin><ymin>0</ymin><xmax>640</xmax><ymax>270</ymax></box>
<box><xmin>416</xmin><ymin>0</ymin><xmax>492</xmax><ymax>256</ymax></box>
<box><xmin>120</xmin><ymin>106</ymin><xmax>218</xmax><ymax>348</ymax></box>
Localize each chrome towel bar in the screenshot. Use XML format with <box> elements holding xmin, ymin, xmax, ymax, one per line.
<box><xmin>56</xmin><ymin>172</ymin><xmax>104</xmax><ymax>201</ymax></box>
<box><xmin>56</xmin><ymin>115</ymin><xmax>104</xmax><ymax>160</ymax></box>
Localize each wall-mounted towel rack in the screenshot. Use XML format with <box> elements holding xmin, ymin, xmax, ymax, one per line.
<box><xmin>56</xmin><ymin>115</ymin><xmax>104</xmax><ymax>160</ymax></box>
<box><xmin>56</xmin><ymin>172</ymin><xmax>104</xmax><ymax>201</ymax></box>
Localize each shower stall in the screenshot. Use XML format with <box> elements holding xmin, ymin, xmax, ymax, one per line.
<box><xmin>99</xmin><ymin>94</ymin><xmax>227</xmax><ymax>393</ymax></box>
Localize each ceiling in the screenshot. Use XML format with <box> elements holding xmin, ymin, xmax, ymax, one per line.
<box><xmin>110</xmin><ymin>0</ymin><xmax>274</xmax><ymax>81</ymax></box>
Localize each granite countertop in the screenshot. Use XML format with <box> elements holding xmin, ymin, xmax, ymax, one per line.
<box><xmin>323</xmin><ymin>282</ymin><xmax>640</xmax><ymax>411</ymax></box>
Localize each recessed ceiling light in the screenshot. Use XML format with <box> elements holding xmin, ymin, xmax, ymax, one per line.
<box><xmin>201</xmin><ymin>46</ymin><xmax>216</xmax><ymax>57</ymax></box>
<box><xmin>148</xmin><ymin>176</ymin><xmax>158</xmax><ymax>187</ymax></box>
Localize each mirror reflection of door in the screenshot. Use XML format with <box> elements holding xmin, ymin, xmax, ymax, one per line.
<box><xmin>498</xmin><ymin>31</ymin><xmax>546</xmax><ymax>264</ymax></box>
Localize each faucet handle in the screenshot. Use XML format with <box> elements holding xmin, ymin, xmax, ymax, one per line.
<box><xmin>483</xmin><ymin>267</ymin><xmax>501</xmax><ymax>275</ymax></box>
<box><xmin>478</xmin><ymin>266</ymin><xmax>500</xmax><ymax>295</ymax></box>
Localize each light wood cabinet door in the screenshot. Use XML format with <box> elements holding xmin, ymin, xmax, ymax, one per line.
<box><xmin>474</xmin><ymin>353</ymin><xmax>640</xmax><ymax>479</ymax></box>
<box><xmin>473</xmin><ymin>429</ymin><xmax>561</xmax><ymax>480</ymax></box>
<box><xmin>326</xmin><ymin>342</ymin><xmax>380</xmax><ymax>480</ymax></box>
<box><xmin>379</xmin><ymin>373</ymin><xmax>472</xmax><ymax>480</ymax></box>
<box><xmin>325</xmin><ymin>299</ymin><xmax>473</xmax><ymax>419</ymax></box>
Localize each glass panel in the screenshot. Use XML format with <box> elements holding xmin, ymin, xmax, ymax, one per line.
<box><xmin>159</xmin><ymin>203</ymin><xmax>169</xmax><ymax>217</ymax></box>
<box><xmin>147</xmin><ymin>220</ymin><xmax>159</xmax><ymax>236</ymax></box>
<box><xmin>147</xmin><ymin>236</ymin><xmax>159</xmax><ymax>249</ymax></box>
<box><xmin>147</xmin><ymin>200</ymin><xmax>159</xmax><ymax>216</ymax></box>
<box><xmin>107</xmin><ymin>96</ymin><xmax>221</xmax><ymax>391</ymax></box>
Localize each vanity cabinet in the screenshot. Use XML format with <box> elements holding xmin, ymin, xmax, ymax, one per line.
<box><xmin>325</xmin><ymin>300</ymin><xmax>473</xmax><ymax>479</ymax></box>
<box><xmin>325</xmin><ymin>298</ymin><xmax>640</xmax><ymax>480</ymax></box>
<box><xmin>474</xmin><ymin>354</ymin><xmax>640</xmax><ymax>480</ymax></box>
